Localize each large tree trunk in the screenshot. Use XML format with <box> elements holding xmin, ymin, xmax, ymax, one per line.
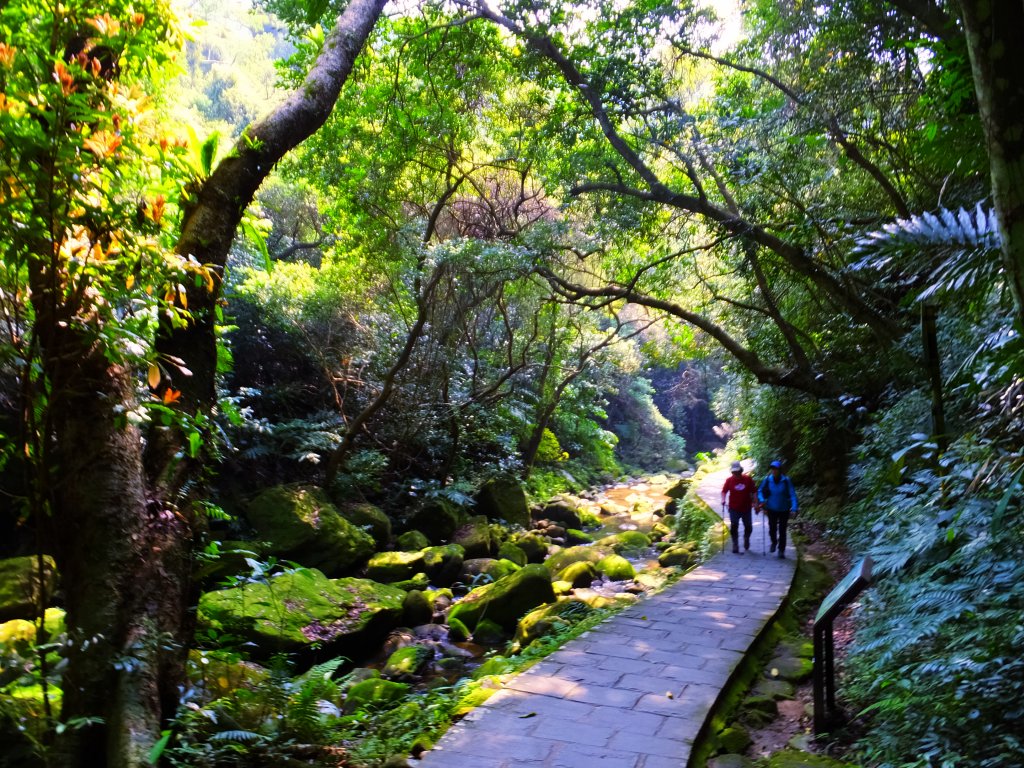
<box><xmin>958</xmin><ymin>0</ymin><xmax>1024</xmax><ymax>329</ymax></box>
<box><xmin>42</xmin><ymin>1</ymin><xmax>388</xmax><ymax>765</ymax></box>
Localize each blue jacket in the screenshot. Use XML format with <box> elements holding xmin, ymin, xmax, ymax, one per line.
<box><xmin>758</xmin><ymin>474</ymin><xmax>798</xmax><ymax>513</ymax></box>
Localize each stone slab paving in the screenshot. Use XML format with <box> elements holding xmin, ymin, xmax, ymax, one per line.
<box><xmin>413</xmin><ymin>475</ymin><xmax>796</xmax><ymax>768</ymax></box>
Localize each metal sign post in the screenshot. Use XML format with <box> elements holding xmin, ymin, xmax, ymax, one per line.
<box><xmin>813</xmin><ymin>556</ymin><xmax>873</xmax><ymax>735</ymax></box>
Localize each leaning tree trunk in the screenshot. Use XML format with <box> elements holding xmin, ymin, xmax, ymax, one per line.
<box><xmin>958</xmin><ymin>0</ymin><xmax>1024</xmax><ymax>329</ymax></box>
<box><xmin>44</xmin><ymin>0</ymin><xmax>388</xmax><ymax>764</ymax></box>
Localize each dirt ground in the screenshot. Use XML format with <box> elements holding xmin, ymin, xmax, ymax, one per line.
<box><xmin>745</xmin><ymin>516</ymin><xmax>858</xmax><ymax>761</ymax></box>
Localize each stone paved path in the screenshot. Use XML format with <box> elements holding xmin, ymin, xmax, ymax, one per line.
<box><xmin>413</xmin><ymin>469</ymin><xmax>795</xmax><ymax>768</ymax></box>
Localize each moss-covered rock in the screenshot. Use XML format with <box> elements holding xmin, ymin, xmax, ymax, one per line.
<box><xmin>740</xmin><ymin>694</ymin><xmax>779</xmax><ymax>727</ymax></box>
<box><xmin>565</xmin><ymin>529</ymin><xmax>594</xmax><ymax>545</ymax></box>
<box><xmin>383</xmin><ymin>644</ymin><xmax>433</xmax><ymax>680</ymax></box>
<box><xmin>544</xmin><ymin>545</ymin><xmax>606</xmax><ymax>574</ymax></box>
<box><xmin>472</xmin><ymin>618</ymin><xmax>507</xmax><ymax>644</ymax></box>
<box><xmin>595</xmin><ymin>530</ymin><xmax>651</xmax><ymax>554</ymax></box>
<box><xmin>558</xmin><ymin>560</ymin><xmax>598</xmax><ymax>588</ymax></box>
<box><xmin>0</xmin><ymin>608</ymin><xmax>64</xmax><ymax>654</ymax></box>
<box><xmin>658</xmin><ymin>543</ymin><xmax>696</xmax><ymax>568</ymax></box>
<box><xmin>665</xmin><ymin>476</ymin><xmax>691</xmax><ymax>499</ymax></box>
<box><xmin>403</xmin><ymin>498</ymin><xmax>466</xmax><ymax>545</ymax></box>
<box><xmin>753</xmin><ymin>679</ymin><xmax>796</xmax><ymax>700</ymax></box>
<box><xmin>366</xmin><ymin>550</ymin><xmax>426</xmax><ymax>583</ymax></box>
<box><xmin>460</xmin><ymin>558</ymin><xmax>520</xmax><ymax>584</ymax></box>
<box><xmin>708</xmin><ymin>754</ymin><xmax>757</xmax><ymax>768</ymax></box>
<box><xmin>512</xmin><ymin>531</ymin><xmax>550</xmax><ymax>563</ymax></box>
<box><xmin>446</xmin><ymin>616</ymin><xmax>470</xmax><ymax>642</ymax></box>
<box><xmin>596</xmin><ymin>554</ymin><xmax>636</xmax><ymax>581</ymax></box>
<box><xmin>246</xmin><ymin>485</ymin><xmax>375</xmax><ymax>576</ymax></box>
<box><xmin>197</xmin><ymin>569</ymin><xmax>405</xmax><ymax>655</ymax></box>
<box><xmin>717</xmin><ymin>725</ymin><xmax>752</xmax><ymax>753</ymax></box>
<box><xmin>497</xmin><ymin>541</ymin><xmax>527</xmax><ymax>567</ymax></box>
<box><xmin>396</xmin><ymin>530</ymin><xmax>430</xmax><ymax>551</ymax></box>
<box><xmin>421</xmin><ymin>545</ymin><xmax>464</xmax><ymax>586</ymax></box>
<box><xmin>513</xmin><ymin>599</ymin><xmax>596</xmax><ymax>648</ymax></box>
<box><xmin>475</xmin><ymin>476</ymin><xmax>530</xmax><ymax>528</ymax></box>
<box><xmin>402</xmin><ymin>590</ymin><xmax>433</xmax><ymax>627</ymax></box>
<box><xmin>572</xmin><ymin>588</ymin><xmax>639</xmax><ymax>610</ymax></box>
<box><xmin>338</xmin><ymin>502</ymin><xmax>392</xmax><ymax>548</ymax></box>
<box><xmin>391</xmin><ymin>572</ymin><xmax>431</xmax><ymax>592</ymax></box>
<box><xmin>447</xmin><ymin>563</ymin><xmax>555</xmax><ymax>631</ymax></box>
<box><xmin>452</xmin><ymin>515</ymin><xmax>495</xmax><ymax>559</ymax></box>
<box><xmin>536</xmin><ymin>497</ymin><xmax>583</xmax><ymax>529</ymax></box>
<box><xmin>0</xmin><ymin>556</ymin><xmax>58</xmax><ymax>622</ymax></box>
<box><xmin>343</xmin><ymin>677</ymin><xmax>411</xmax><ymax>713</ymax></box>
<box><xmin>767</xmin><ymin>640</ymin><xmax>814</xmax><ymax>682</ymax></box>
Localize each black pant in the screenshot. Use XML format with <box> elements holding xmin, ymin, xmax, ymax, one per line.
<box><xmin>766</xmin><ymin>508</ymin><xmax>791</xmax><ymax>553</ymax></box>
<box><xmin>728</xmin><ymin>507</ymin><xmax>752</xmax><ymax>549</ymax></box>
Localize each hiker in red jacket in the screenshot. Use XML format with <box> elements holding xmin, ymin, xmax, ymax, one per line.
<box><xmin>721</xmin><ymin>461</ymin><xmax>756</xmax><ymax>554</ymax></box>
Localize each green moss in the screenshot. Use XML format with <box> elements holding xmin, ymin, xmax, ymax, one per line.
<box><xmin>396</xmin><ymin>530</ymin><xmax>430</xmax><ymax>551</ymax></box>
<box><xmin>366</xmin><ymin>551</ymin><xmax>426</xmax><ymax>582</ymax></box>
<box><xmin>596</xmin><ymin>554</ymin><xmax>636</xmax><ymax>581</ymax></box>
<box><xmin>595</xmin><ymin>530</ymin><xmax>651</xmax><ymax>554</ymax></box>
<box><xmin>343</xmin><ymin>677</ymin><xmax>411</xmax><ymax>713</ymax></box>
<box><xmin>717</xmin><ymin>725</ymin><xmax>752</xmax><ymax>753</ymax></box>
<box><xmin>246</xmin><ymin>485</ymin><xmax>376</xmax><ymax>575</ymax></box>
<box><xmin>497</xmin><ymin>541</ymin><xmax>527</xmax><ymax>567</ymax></box>
<box><xmin>764</xmin><ymin>749</ymin><xmax>859</xmax><ymax>768</ymax></box>
<box><xmin>557</xmin><ymin>561</ymin><xmax>598</xmax><ymax>588</ymax></box>
<box><xmin>544</xmin><ymin>545</ymin><xmax>605</xmax><ymax>573</ymax></box>
<box><xmin>197</xmin><ymin>569</ymin><xmax>405</xmax><ymax>653</ymax></box>
<box><xmin>339</xmin><ymin>502</ymin><xmax>392</xmax><ymax>548</ymax></box>
<box><xmin>447</xmin><ymin>563</ymin><xmax>555</xmax><ymax>631</ymax></box>
<box><xmin>383</xmin><ymin>645</ymin><xmax>433</xmax><ymax>680</ymax></box>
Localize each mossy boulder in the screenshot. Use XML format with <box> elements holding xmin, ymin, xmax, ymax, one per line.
<box><xmin>421</xmin><ymin>544</ymin><xmax>464</xmax><ymax>586</ymax></box>
<box><xmin>366</xmin><ymin>551</ymin><xmax>425</xmax><ymax>583</ymax></box>
<box><xmin>497</xmin><ymin>541</ymin><xmax>527</xmax><ymax>567</ymax></box>
<box><xmin>512</xmin><ymin>532</ymin><xmax>550</xmax><ymax>563</ymax></box>
<box><xmin>402</xmin><ymin>590</ymin><xmax>433</xmax><ymax>627</ymax></box>
<box><xmin>460</xmin><ymin>558</ymin><xmax>520</xmax><ymax>584</ymax></box>
<box><xmin>197</xmin><ymin>569</ymin><xmax>405</xmax><ymax>655</ymax></box>
<box><xmin>475</xmin><ymin>476</ymin><xmax>530</xmax><ymax>528</ymax></box>
<box><xmin>536</xmin><ymin>497</ymin><xmax>583</xmax><ymax>529</ymax></box>
<box><xmin>596</xmin><ymin>554</ymin><xmax>636</xmax><ymax>581</ymax></box>
<box><xmin>446</xmin><ymin>617</ymin><xmax>470</xmax><ymax>642</ymax></box>
<box><xmin>659</xmin><ymin>543</ymin><xmax>697</xmax><ymax>568</ymax></box>
<box><xmin>717</xmin><ymin>725</ymin><xmax>752</xmax><ymax>754</ymax></box>
<box><xmin>472</xmin><ymin>618</ymin><xmax>507</xmax><ymax>644</ymax></box>
<box><xmin>544</xmin><ymin>545</ymin><xmax>606</xmax><ymax>574</ymax></box>
<box><xmin>246</xmin><ymin>485</ymin><xmax>375</xmax><ymax>576</ymax></box>
<box><xmin>665</xmin><ymin>476</ymin><xmax>691</xmax><ymax>499</ymax></box>
<box><xmin>558</xmin><ymin>560</ymin><xmax>598</xmax><ymax>588</ymax></box>
<box><xmin>403</xmin><ymin>498</ymin><xmax>466</xmax><ymax>544</ymax></box>
<box><xmin>396</xmin><ymin>530</ymin><xmax>430</xmax><ymax>551</ymax></box>
<box><xmin>338</xmin><ymin>502</ymin><xmax>392</xmax><ymax>548</ymax></box>
<box><xmin>754</xmin><ymin>679</ymin><xmax>796</xmax><ymax>700</ymax></box>
<box><xmin>740</xmin><ymin>694</ymin><xmax>779</xmax><ymax>727</ymax></box>
<box><xmin>343</xmin><ymin>677</ymin><xmax>411</xmax><ymax>713</ymax></box>
<box><xmin>572</xmin><ymin>588</ymin><xmax>640</xmax><ymax>610</ymax></box>
<box><xmin>0</xmin><ymin>556</ymin><xmax>58</xmax><ymax>622</ymax></box>
<box><xmin>391</xmin><ymin>573</ymin><xmax>430</xmax><ymax>592</ymax></box>
<box><xmin>513</xmin><ymin>599</ymin><xmax>596</xmax><ymax>649</ymax></box>
<box><xmin>595</xmin><ymin>530</ymin><xmax>651</xmax><ymax>554</ymax></box>
<box><xmin>767</xmin><ymin>640</ymin><xmax>815</xmax><ymax>682</ymax></box>
<box><xmin>708</xmin><ymin>755</ymin><xmax>756</xmax><ymax>768</ymax></box>
<box><xmin>565</xmin><ymin>529</ymin><xmax>594</xmax><ymax>545</ymax></box>
<box><xmin>0</xmin><ymin>608</ymin><xmax>65</xmax><ymax>654</ymax></box>
<box><xmin>382</xmin><ymin>644</ymin><xmax>433</xmax><ymax>680</ymax></box>
<box><xmin>447</xmin><ymin>563</ymin><xmax>555</xmax><ymax>631</ymax></box>
<box><xmin>452</xmin><ymin>515</ymin><xmax>495</xmax><ymax>559</ymax></box>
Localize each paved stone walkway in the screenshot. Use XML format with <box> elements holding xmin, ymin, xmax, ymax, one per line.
<box><xmin>413</xmin><ymin>470</ymin><xmax>796</xmax><ymax>768</ymax></box>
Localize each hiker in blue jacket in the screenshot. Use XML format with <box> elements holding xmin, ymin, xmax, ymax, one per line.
<box><xmin>758</xmin><ymin>460</ymin><xmax>798</xmax><ymax>559</ymax></box>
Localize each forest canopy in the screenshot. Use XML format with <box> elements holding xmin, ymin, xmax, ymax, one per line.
<box><xmin>1</xmin><ymin>0</ymin><xmax>1023</xmax><ymax>765</ymax></box>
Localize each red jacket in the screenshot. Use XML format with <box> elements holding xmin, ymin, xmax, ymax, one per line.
<box><xmin>721</xmin><ymin>473</ymin><xmax>756</xmax><ymax>513</ymax></box>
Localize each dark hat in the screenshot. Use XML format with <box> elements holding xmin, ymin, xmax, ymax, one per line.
<box><xmin>730</xmin><ymin>461</ymin><xmax>742</xmax><ymax>472</ymax></box>
<box><xmin>769</xmin><ymin>460</ymin><xmax>783</xmax><ymax>469</ymax></box>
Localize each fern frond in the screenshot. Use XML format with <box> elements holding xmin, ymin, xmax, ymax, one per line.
<box><xmin>209</xmin><ymin>729</ymin><xmax>264</xmax><ymax>743</ymax></box>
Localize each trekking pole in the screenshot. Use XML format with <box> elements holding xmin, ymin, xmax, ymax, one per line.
<box><xmin>721</xmin><ymin>504</ymin><xmax>727</xmax><ymax>553</ymax></box>
<box><xmin>761</xmin><ymin>510</ymin><xmax>767</xmax><ymax>556</ymax></box>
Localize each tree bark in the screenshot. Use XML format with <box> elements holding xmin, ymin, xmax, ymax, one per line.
<box><xmin>43</xmin><ymin>1</ymin><xmax>388</xmax><ymax>765</ymax></box>
<box><xmin>958</xmin><ymin>0</ymin><xmax>1024</xmax><ymax>330</ymax></box>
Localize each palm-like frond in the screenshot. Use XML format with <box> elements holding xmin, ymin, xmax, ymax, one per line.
<box><xmin>850</xmin><ymin>204</ymin><xmax>1002</xmax><ymax>302</ymax></box>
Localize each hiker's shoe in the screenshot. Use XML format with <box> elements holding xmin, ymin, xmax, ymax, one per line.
<box><xmin>769</xmin><ymin>542</ymin><xmax>777</xmax><ymax>553</ymax></box>
<box><xmin>778</xmin><ymin>552</ymin><xmax>786</xmax><ymax>559</ymax></box>
<box><xmin>744</xmin><ymin>542</ymin><xmax>751</xmax><ymax>551</ymax></box>
<box><xmin>732</xmin><ymin>546</ymin><xmax>740</xmax><ymax>553</ymax></box>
